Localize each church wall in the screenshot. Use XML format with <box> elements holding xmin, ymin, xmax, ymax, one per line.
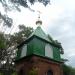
<box><xmin>15</xmin><ymin>56</ymin><xmax>63</xmax><ymax>75</ymax></box>
<box><xmin>27</xmin><ymin>38</ymin><xmax>34</xmax><ymax>55</ymax></box>
<box><xmin>33</xmin><ymin>38</ymin><xmax>45</xmax><ymax>56</ymax></box>
<box><xmin>52</xmin><ymin>46</ymin><xmax>61</xmax><ymax>61</ymax></box>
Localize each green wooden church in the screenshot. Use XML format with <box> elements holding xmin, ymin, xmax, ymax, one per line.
<box><xmin>15</xmin><ymin>19</ymin><xmax>64</xmax><ymax>75</ymax></box>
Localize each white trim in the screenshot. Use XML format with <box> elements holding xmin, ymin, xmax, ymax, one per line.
<box><xmin>45</xmin><ymin>44</ymin><xmax>53</xmax><ymax>58</ymax></box>
<box><xmin>21</xmin><ymin>44</ymin><xmax>27</xmax><ymax>57</ymax></box>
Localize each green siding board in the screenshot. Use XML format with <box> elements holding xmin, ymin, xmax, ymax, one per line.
<box><xmin>53</xmin><ymin>46</ymin><xmax>61</xmax><ymax>61</ymax></box>
<box><xmin>27</xmin><ymin>39</ymin><xmax>34</xmax><ymax>55</ymax></box>
<box><xmin>33</xmin><ymin>38</ymin><xmax>45</xmax><ymax>56</ymax></box>
<box><xmin>26</xmin><ymin>38</ymin><xmax>45</xmax><ymax>56</ymax></box>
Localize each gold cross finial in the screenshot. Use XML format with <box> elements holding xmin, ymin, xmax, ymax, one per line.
<box><xmin>37</xmin><ymin>11</ymin><xmax>41</xmax><ymax>20</ymax></box>
<box><xmin>36</xmin><ymin>11</ymin><xmax>42</xmax><ymax>26</ymax></box>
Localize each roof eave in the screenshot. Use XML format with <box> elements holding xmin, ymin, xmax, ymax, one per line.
<box><xmin>17</xmin><ymin>34</ymin><xmax>61</xmax><ymax>48</ymax></box>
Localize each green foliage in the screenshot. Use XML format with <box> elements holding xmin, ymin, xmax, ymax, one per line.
<box><xmin>0</xmin><ymin>72</ymin><xmax>3</xmax><ymax>75</ymax></box>
<box><xmin>18</xmin><ymin>25</ymin><xmax>33</xmax><ymax>38</ymax></box>
<box><xmin>12</xmin><ymin>72</ymin><xmax>17</xmax><ymax>75</ymax></box>
<box><xmin>11</xmin><ymin>0</ymin><xmax>50</xmax><ymax>7</ymax></box>
<box><xmin>0</xmin><ymin>25</ymin><xmax>33</xmax><ymax>72</ymax></box>
<box><xmin>0</xmin><ymin>0</ymin><xmax>50</xmax><ymax>12</ymax></box>
<box><xmin>0</xmin><ymin>32</ymin><xmax>6</xmax><ymax>49</ymax></box>
<box><xmin>9</xmin><ymin>25</ymin><xmax>33</xmax><ymax>45</ymax></box>
<box><xmin>0</xmin><ymin>32</ymin><xmax>8</xmax><ymax>61</ymax></box>
<box><xmin>62</xmin><ymin>64</ymin><xmax>75</xmax><ymax>75</ymax></box>
<box><xmin>0</xmin><ymin>13</ymin><xmax>13</xmax><ymax>28</ymax></box>
<box><xmin>0</xmin><ymin>0</ymin><xmax>50</xmax><ymax>33</ymax></box>
<box><xmin>28</xmin><ymin>67</ymin><xmax>38</xmax><ymax>75</ymax></box>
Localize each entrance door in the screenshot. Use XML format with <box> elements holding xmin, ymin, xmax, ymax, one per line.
<box><xmin>19</xmin><ymin>69</ymin><xmax>24</xmax><ymax>75</ymax></box>
<box><xmin>47</xmin><ymin>70</ymin><xmax>53</xmax><ymax>75</ymax></box>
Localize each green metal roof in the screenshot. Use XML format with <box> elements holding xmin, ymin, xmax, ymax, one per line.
<box><xmin>28</xmin><ymin>26</ymin><xmax>52</xmax><ymax>43</ymax></box>
<box><xmin>28</xmin><ymin>26</ymin><xmax>62</xmax><ymax>48</ymax></box>
<box><xmin>17</xmin><ymin>26</ymin><xmax>62</xmax><ymax>48</ymax></box>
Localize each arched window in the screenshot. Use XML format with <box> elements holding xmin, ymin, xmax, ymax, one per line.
<box><xmin>47</xmin><ymin>70</ymin><xmax>53</xmax><ymax>75</ymax></box>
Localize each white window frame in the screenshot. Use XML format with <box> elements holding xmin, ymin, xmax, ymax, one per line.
<box><xmin>21</xmin><ymin>44</ymin><xmax>27</xmax><ymax>57</ymax></box>
<box><xmin>45</xmin><ymin>44</ymin><xmax>53</xmax><ymax>58</ymax></box>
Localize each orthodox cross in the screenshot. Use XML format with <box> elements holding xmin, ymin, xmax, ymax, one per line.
<box><xmin>36</xmin><ymin>11</ymin><xmax>42</xmax><ymax>26</ymax></box>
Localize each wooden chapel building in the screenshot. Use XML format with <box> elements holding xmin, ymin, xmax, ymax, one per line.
<box><xmin>15</xmin><ymin>19</ymin><xmax>64</xmax><ymax>75</ymax></box>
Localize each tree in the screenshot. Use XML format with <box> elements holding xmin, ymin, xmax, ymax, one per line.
<box><xmin>0</xmin><ymin>25</ymin><xmax>33</xmax><ymax>61</ymax></box>
<box><xmin>9</xmin><ymin>24</ymin><xmax>33</xmax><ymax>46</ymax></box>
<box><xmin>0</xmin><ymin>0</ymin><xmax>50</xmax><ymax>30</ymax></box>
<box><xmin>62</xmin><ymin>64</ymin><xmax>75</xmax><ymax>75</ymax></box>
<box><xmin>0</xmin><ymin>32</ymin><xmax>7</xmax><ymax>65</ymax></box>
<box><xmin>0</xmin><ymin>0</ymin><xmax>50</xmax><ymax>11</ymax></box>
<box><xmin>3</xmin><ymin>25</ymin><xmax>33</xmax><ymax>62</ymax></box>
<box><xmin>0</xmin><ymin>13</ymin><xmax>13</xmax><ymax>27</ymax></box>
<box><xmin>0</xmin><ymin>32</ymin><xmax>6</xmax><ymax>49</ymax></box>
<box><xmin>0</xmin><ymin>0</ymin><xmax>50</xmax><ymax>38</ymax></box>
<box><xmin>0</xmin><ymin>25</ymin><xmax>33</xmax><ymax>74</ymax></box>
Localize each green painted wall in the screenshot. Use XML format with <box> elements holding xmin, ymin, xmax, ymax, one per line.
<box><xmin>27</xmin><ymin>39</ymin><xmax>34</xmax><ymax>55</ymax></box>
<box><xmin>33</xmin><ymin>38</ymin><xmax>45</xmax><ymax>56</ymax></box>
<box><xmin>16</xmin><ymin>37</ymin><xmax>61</xmax><ymax>61</ymax></box>
<box><xmin>27</xmin><ymin>38</ymin><xmax>45</xmax><ymax>56</ymax></box>
<box><xmin>27</xmin><ymin>37</ymin><xmax>61</xmax><ymax>61</ymax></box>
<box><xmin>52</xmin><ymin>46</ymin><xmax>61</xmax><ymax>61</ymax></box>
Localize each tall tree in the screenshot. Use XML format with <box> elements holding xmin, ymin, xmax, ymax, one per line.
<box><xmin>0</xmin><ymin>25</ymin><xmax>33</xmax><ymax>71</ymax></box>
<box><xmin>0</xmin><ymin>0</ymin><xmax>50</xmax><ymax>33</ymax></box>
<box><xmin>3</xmin><ymin>25</ymin><xmax>33</xmax><ymax>63</ymax></box>
<box><xmin>9</xmin><ymin>24</ymin><xmax>33</xmax><ymax>46</ymax></box>
<box><xmin>0</xmin><ymin>0</ymin><xmax>50</xmax><ymax>11</ymax></box>
<box><xmin>0</xmin><ymin>25</ymin><xmax>33</xmax><ymax>75</ymax></box>
<box><xmin>62</xmin><ymin>64</ymin><xmax>75</xmax><ymax>75</ymax></box>
<box><xmin>0</xmin><ymin>32</ymin><xmax>7</xmax><ymax>65</ymax></box>
<box><xmin>0</xmin><ymin>32</ymin><xmax>6</xmax><ymax>49</ymax></box>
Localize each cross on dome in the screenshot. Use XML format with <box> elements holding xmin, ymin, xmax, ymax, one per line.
<box><xmin>36</xmin><ymin>11</ymin><xmax>42</xmax><ymax>26</ymax></box>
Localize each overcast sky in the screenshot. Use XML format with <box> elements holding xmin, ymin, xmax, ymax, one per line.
<box><xmin>0</xmin><ymin>0</ymin><xmax>75</xmax><ymax>67</ymax></box>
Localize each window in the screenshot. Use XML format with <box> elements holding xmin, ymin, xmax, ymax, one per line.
<box><xmin>21</xmin><ymin>44</ymin><xmax>27</xmax><ymax>57</ymax></box>
<box><xmin>47</xmin><ymin>70</ymin><xmax>53</xmax><ymax>75</ymax></box>
<box><xmin>45</xmin><ymin>44</ymin><xmax>53</xmax><ymax>58</ymax></box>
